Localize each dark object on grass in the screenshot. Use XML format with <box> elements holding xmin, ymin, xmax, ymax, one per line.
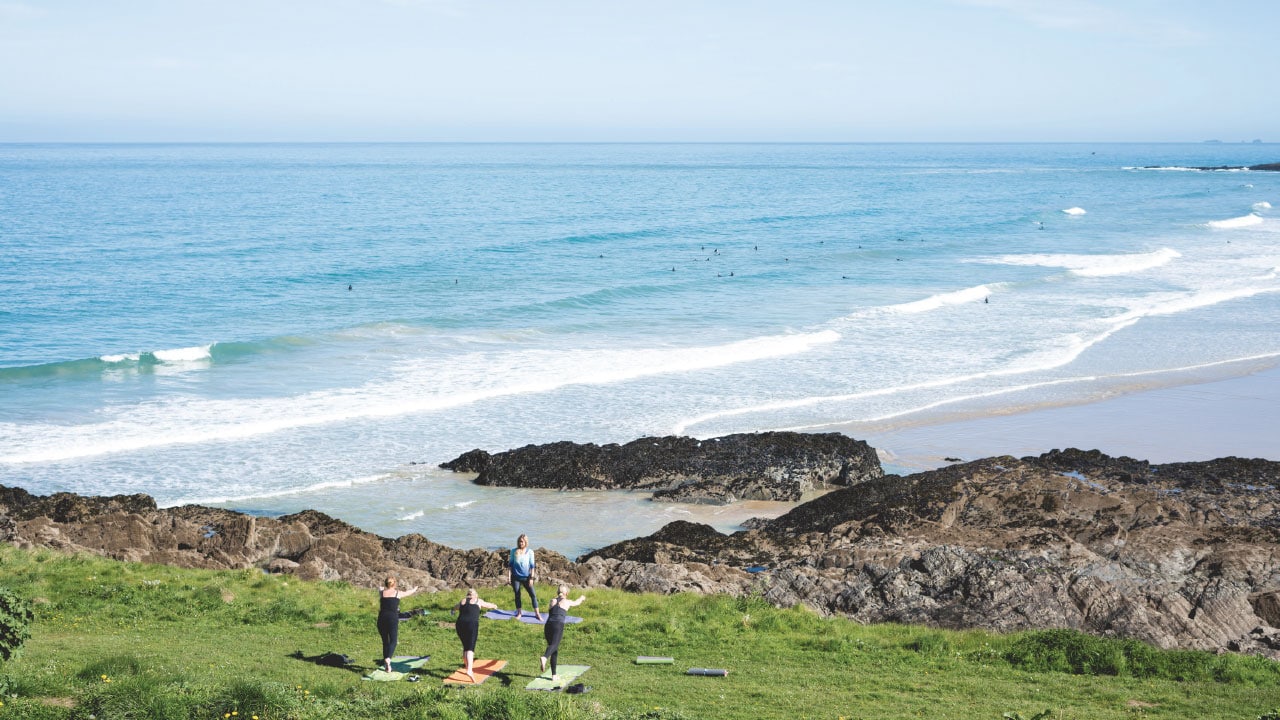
<box><xmin>687</xmin><ymin>667</ymin><xmax>729</xmax><ymax>676</ymax></box>
<box><xmin>318</xmin><ymin>652</ymin><xmax>353</xmax><ymax>667</ymax></box>
<box><xmin>291</xmin><ymin>650</ymin><xmax>353</xmax><ymax>667</ymax></box>
<box><xmin>398</xmin><ymin>608</ymin><xmax>427</xmax><ymax>619</ymax></box>
<box><xmin>566</xmin><ymin>683</ymin><xmax>590</xmax><ymax>694</ymax></box>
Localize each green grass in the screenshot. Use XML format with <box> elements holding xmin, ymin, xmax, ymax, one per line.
<box><xmin>1</xmin><ymin>545</ymin><xmax>1279</xmax><ymax>719</ymax></box>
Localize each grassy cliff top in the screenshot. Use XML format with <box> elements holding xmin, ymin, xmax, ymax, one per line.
<box><xmin>1</xmin><ymin>544</ymin><xmax>1279</xmax><ymax>719</ymax></box>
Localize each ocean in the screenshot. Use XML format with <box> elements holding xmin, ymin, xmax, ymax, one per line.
<box><xmin>2</xmin><ymin>143</ymin><xmax>1278</xmax><ymax>557</ymax></box>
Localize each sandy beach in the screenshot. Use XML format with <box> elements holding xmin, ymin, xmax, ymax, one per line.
<box><xmin>860</xmin><ymin>363</ymin><xmax>1280</xmax><ymax>473</ymax></box>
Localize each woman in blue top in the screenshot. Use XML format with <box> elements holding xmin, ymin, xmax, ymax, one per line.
<box><xmin>508</xmin><ymin>533</ymin><xmax>542</xmax><ymax>620</ymax></box>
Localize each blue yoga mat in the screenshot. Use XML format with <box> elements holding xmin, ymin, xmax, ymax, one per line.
<box><xmin>483</xmin><ymin>609</ymin><xmax>582</xmax><ymax>624</ymax></box>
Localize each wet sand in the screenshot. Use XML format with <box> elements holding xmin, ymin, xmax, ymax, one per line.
<box><xmin>858</xmin><ymin>365</ymin><xmax>1280</xmax><ymax>473</ymax></box>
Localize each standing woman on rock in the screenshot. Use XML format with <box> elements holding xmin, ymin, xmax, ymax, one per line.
<box><xmin>452</xmin><ymin>588</ymin><xmax>498</xmax><ymax>681</ymax></box>
<box><xmin>540</xmin><ymin>585</ymin><xmax>586</xmax><ymax>680</ymax></box>
<box><xmin>377</xmin><ymin>576</ymin><xmax>418</xmax><ymax>673</ymax></box>
<box><xmin>508</xmin><ymin>533</ymin><xmax>542</xmax><ymax>620</ymax></box>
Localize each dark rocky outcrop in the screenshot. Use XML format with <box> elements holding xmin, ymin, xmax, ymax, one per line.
<box><xmin>582</xmin><ymin>451</ymin><xmax>1280</xmax><ymax>657</ymax></box>
<box><xmin>440</xmin><ymin>431</ymin><xmax>883</xmax><ymax>503</ymax></box>
<box><xmin>5</xmin><ymin>445</ymin><xmax>1280</xmax><ymax>660</ymax></box>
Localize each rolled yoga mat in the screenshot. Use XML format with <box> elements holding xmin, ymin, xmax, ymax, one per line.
<box><xmin>635</xmin><ymin>656</ymin><xmax>675</xmax><ymax>664</ymax></box>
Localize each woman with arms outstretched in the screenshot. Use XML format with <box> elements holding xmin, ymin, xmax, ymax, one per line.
<box><xmin>451</xmin><ymin>588</ymin><xmax>498</xmax><ymax>682</ymax></box>
<box><xmin>376</xmin><ymin>576</ymin><xmax>418</xmax><ymax>673</ymax></box>
<box><xmin>540</xmin><ymin>585</ymin><xmax>586</xmax><ymax>680</ymax></box>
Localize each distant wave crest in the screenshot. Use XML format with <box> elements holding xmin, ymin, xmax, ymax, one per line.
<box><xmin>981</xmin><ymin>248</ymin><xmax>1180</xmax><ymax>277</ymax></box>
<box><xmin>883</xmin><ymin>284</ymin><xmax>995</xmax><ymax>314</ymax></box>
<box><xmin>1206</xmin><ymin>213</ymin><xmax>1264</xmax><ymax>229</ymax></box>
<box><xmin>1061</xmin><ymin>207</ymin><xmax>1087</xmax><ymax>215</ymax></box>
<box><xmin>0</xmin><ymin>338</ymin><xmax>313</xmax><ymax>384</ymax></box>
<box><xmin>0</xmin><ymin>329</ymin><xmax>840</xmax><ymax>464</ymax></box>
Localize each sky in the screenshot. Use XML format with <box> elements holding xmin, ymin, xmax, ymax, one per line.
<box><xmin>0</xmin><ymin>0</ymin><xmax>1276</xmax><ymax>143</ymax></box>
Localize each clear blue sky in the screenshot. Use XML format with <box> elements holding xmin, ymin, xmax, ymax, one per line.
<box><xmin>1</xmin><ymin>0</ymin><xmax>1276</xmax><ymax>142</ymax></box>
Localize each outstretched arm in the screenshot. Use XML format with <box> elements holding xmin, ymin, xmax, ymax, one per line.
<box><xmin>398</xmin><ymin>586</ymin><xmax>419</xmax><ymax>598</ymax></box>
<box><xmin>562</xmin><ymin>595</ymin><xmax>587</xmax><ymax>608</ymax></box>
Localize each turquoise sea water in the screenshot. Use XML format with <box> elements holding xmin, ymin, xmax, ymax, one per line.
<box><xmin>2</xmin><ymin>143</ymin><xmax>1278</xmax><ymax>555</ymax></box>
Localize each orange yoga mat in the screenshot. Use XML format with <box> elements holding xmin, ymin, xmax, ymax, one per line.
<box><xmin>443</xmin><ymin>659</ymin><xmax>507</xmax><ymax>685</ymax></box>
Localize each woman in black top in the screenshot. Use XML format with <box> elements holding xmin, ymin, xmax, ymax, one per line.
<box><xmin>540</xmin><ymin>584</ymin><xmax>586</xmax><ymax>679</ymax></box>
<box><xmin>377</xmin><ymin>576</ymin><xmax>418</xmax><ymax>672</ymax></box>
<box><xmin>451</xmin><ymin>588</ymin><xmax>498</xmax><ymax>681</ymax></box>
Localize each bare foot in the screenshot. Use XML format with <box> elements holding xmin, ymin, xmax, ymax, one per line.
<box><xmin>466</xmin><ymin>670</ymin><xmax>475</xmax><ymax>682</ymax></box>
<box><xmin>535</xmin><ymin>610</ymin><xmax>544</xmax><ymax>621</ymax></box>
<box><xmin>515</xmin><ymin>609</ymin><xmax>522</xmax><ymax>619</ymax></box>
<box><xmin>540</xmin><ymin>656</ymin><xmax>547</xmax><ymax>673</ymax></box>
<box><xmin>552</xmin><ymin>674</ymin><xmax>560</xmax><ymax>682</ymax></box>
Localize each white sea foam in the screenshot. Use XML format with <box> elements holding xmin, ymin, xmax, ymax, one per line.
<box><xmin>1111</xmin><ymin>283</ymin><xmax>1280</xmax><ymax>324</ymax></box>
<box><xmin>673</xmin><ymin>278</ymin><xmax>1280</xmax><ymax>436</ymax></box>
<box><xmin>884</xmin><ymin>284</ymin><xmax>995</xmax><ymax>314</ymax></box>
<box><xmin>1207</xmin><ymin>213</ymin><xmax>1264</xmax><ymax>229</ymax></box>
<box><xmin>100</xmin><ymin>353</ymin><xmax>140</xmax><ymax>364</ymax></box>
<box><xmin>780</xmin><ymin>350</ymin><xmax>1280</xmax><ymax>429</ymax></box>
<box><xmin>169</xmin><ymin>473</ymin><xmax>390</xmax><ymax>507</ymax></box>
<box><xmin>0</xmin><ymin>329</ymin><xmax>840</xmax><ymax>464</ymax></box>
<box><xmin>1254</xmin><ymin>202</ymin><xmax>1273</xmax><ymax>211</ymax></box>
<box><xmin>399</xmin><ymin>510</ymin><xmax>425</xmax><ymax>521</ymax></box>
<box><xmin>981</xmin><ymin>248</ymin><xmax>1180</xmax><ymax>277</ymax></box>
<box><xmin>444</xmin><ymin>500</ymin><xmax>476</xmax><ymax>510</ymax></box>
<box><xmin>153</xmin><ymin>344</ymin><xmax>213</xmax><ymax>363</ymax></box>
<box><xmin>1062</xmin><ymin>207</ymin><xmax>1087</xmax><ymax>215</ymax></box>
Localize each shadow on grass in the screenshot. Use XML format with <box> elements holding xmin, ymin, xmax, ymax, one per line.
<box><xmin>288</xmin><ymin>649</ymin><xmax>367</xmax><ymax>676</ymax></box>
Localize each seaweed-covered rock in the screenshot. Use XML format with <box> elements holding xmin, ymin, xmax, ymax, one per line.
<box><xmin>441</xmin><ymin>431</ymin><xmax>883</xmax><ymax>504</ymax></box>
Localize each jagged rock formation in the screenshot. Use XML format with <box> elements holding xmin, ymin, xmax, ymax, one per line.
<box><xmin>4</xmin><ymin>447</ymin><xmax>1280</xmax><ymax>659</ymax></box>
<box><xmin>585</xmin><ymin>449</ymin><xmax>1280</xmax><ymax>658</ymax></box>
<box><xmin>439</xmin><ymin>431</ymin><xmax>883</xmax><ymax>503</ymax></box>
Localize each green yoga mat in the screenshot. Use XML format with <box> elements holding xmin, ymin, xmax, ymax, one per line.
<box><xmin>525</xmin><ymin>664</ymin><xmax>590</xmax><ymax>691</ymax></box>
<box><xmin>362</xmin><ymin>655</ymin><xmax>430</xmax><ymax>681</ymax></box>
<box><xmin>389</xmin><ymin>655</ymin><xmax>430</xmax><ymax>671</ymax></box>
<box><xmin>636</xmin><ymin>656</ymin><xmax>674</xmax><ymax>664</ymax></box>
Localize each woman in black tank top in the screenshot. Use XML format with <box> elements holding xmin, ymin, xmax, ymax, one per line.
<box><xmin>540</xmin><ymin>584</ymin><xmax>587</xmax><ymax>679</ymax></box>
<box><xmin>451</xmin><ymin>588</ymin><xmax>498</xmax><ymax>682</ymax></box>
<box><xmin>376</xmin><ymin>576</ymin><xmax>418</xmax><ymax>673</ymax></box>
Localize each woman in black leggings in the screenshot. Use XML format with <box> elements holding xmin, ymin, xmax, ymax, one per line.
<box><xmin>540</xmin><ymin>585</ymin><xmax>586</xmax><ymax>679</ymax></box>
<box><xmin>376</xmin><ymin>576</ymin><xmax>418</xmax><ymax>672</ymax></box>
<box><xmin>508</xmin><ymin>534</ymin><xmax>542</xmax><ymax>620</ymax></box>
<box><xmin>451</xmin><ymin>588</ymin><xmax>497</xmax><ymax>682</ymax></box>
